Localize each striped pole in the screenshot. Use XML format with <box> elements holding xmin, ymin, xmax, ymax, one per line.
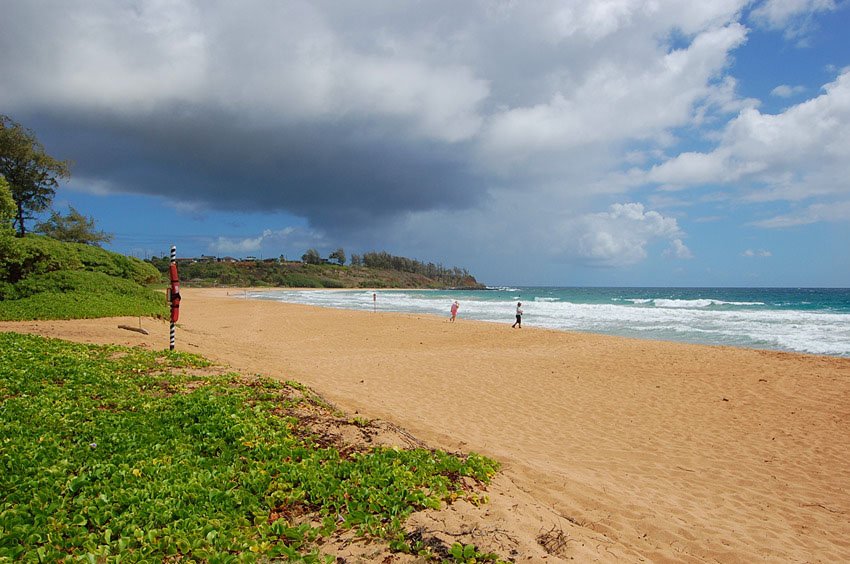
<box><xmin>170</xmin><ymin>245</ymin><xmax>176</xmax><ymax>351</ymax></box>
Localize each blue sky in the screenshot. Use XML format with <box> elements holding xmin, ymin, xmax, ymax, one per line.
<box><xmin>2</xmin><ymin>0</ymin><xmax>849</xmax><ymax>287</ymax></box>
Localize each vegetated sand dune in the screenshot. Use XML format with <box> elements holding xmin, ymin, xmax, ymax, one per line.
<box><xmin>4</xmin><ymin>287</ymin><xmax>849</xmax><ymax>562</ymax></box>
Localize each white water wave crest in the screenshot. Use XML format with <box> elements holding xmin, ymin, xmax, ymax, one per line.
<box><xmin>247</xmin><ymin>290</ymin><xmax>849</xmax><ymax>357</ymax></box>
<box><xmin>630</xmin><ymin>298</ymin><xmax>766</xmax><ymax>308</ymax></box>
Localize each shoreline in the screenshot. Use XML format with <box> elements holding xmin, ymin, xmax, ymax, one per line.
<box><xmin>3</xmin><ymin>287</ymin><xmax>850</xmax><ymax>561</ymax></box>
<box><xmin>232</xmin><ymin>285</ymin><xmax>850</xmax><ymax>359</ymax></box>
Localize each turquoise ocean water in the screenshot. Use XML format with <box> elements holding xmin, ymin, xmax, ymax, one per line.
<box><xmin>246</xmin><ymin>287</ymin><xmax>850</xmax><ymax>357</ymax></box>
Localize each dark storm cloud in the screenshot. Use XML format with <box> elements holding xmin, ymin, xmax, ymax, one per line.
<box><xmin>1</xmin><ymin>0</ymin><xmax>499</xmax><ymax>234</ymax></box>
<box><xmin>25</xmin><ymin>108</ymin><xmax>484</xmax><ymax>233</ymax></box>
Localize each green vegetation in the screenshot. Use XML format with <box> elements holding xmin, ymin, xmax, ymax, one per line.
<box><xmin>328</xmin><ymin>248</ymin><xmax>346</xmax><ymax>266</ymax></box>
<box><xmin>0</xmin><ymin>332</ymin><xmax>500</xmax><ymax>561</ymax></box>
<box><xmin>0</xmin><ymin>114</ymin><xmax>71</xmax><ymax>237</ymax></box>
<box><xmin>301</xmin><ymin>248</ymin><xmax>322</xmax><ymax>265</ymax></box>
<box><xmin>149</xmin><ymin>255</ymin><xmax>484</xmax><ymax>290</ymax></box>
<box><xmin>0</xmin><ymin>177</ymin><xmax>14</xmax><ymax>234</ymax></box>
<box><xmin>0</xmin><ymin>234</ymin><xmax>164</xmax><ymax>321</ymax></box>
<box><xmin>359</xmin><ymin>251</ymin><xmax>474</xmax><ymax>284</ymax></box>
<box><xmin>0</xmin><ymin>270</ymin><xmax>165</xmax><ymax>321</ymax></box>
<box><xmin>2</xmin><ymin>115</ymin><xmax>112</xmax><ymax>246</ymax></box>
<box><xmin>450</xmin><ymin>542</ymin><xmax>503</xmax><ymax>562</ymax></box>
<box><xmin>34</xmin><ymin>205</ymin><xmax>113</xmax><ymax>246</ymax></box>
<box><xmin>1</xmin><ymin>235</ymin><xmax>159</xmax><ymax>285</ymax></box>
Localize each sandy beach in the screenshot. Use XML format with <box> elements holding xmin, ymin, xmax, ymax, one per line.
<box><xmin>3</xmin><ymin>287</ymin><xmax>850</xmax><ymax>562</ymax></box>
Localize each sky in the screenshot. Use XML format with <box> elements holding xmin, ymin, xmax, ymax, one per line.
<box><xmin>1</xmin><ymin>0</ymin><xmax>849</xmax><ymax>287</ymax></box>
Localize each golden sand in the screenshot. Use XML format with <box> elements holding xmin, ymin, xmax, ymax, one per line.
<box><xmin>4</xmin><ymin>287</ymin><xmax>849</xmax><ymax>562</ymax></box>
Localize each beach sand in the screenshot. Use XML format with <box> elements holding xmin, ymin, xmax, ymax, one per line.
<box><xmin>3</xmin><ymin>287</ymin><xmax>850</xmax><ymax>562</ymax></box>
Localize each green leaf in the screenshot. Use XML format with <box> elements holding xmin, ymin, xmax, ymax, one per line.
<box><xmin>464</xmin><ymin>543</ymin><xmax>477</xmax><ymax>559</ymax></box>
<box><xmin>450</xmin><ymin>543</ymin><xmax>464</xmax><ymax>559</ymax></box>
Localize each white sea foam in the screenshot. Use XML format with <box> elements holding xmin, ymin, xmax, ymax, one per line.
<box><xmin>651</xmin><ymin>299</ymin><xmax>765</xmax><ymax>308</ymax></box>
<box><xmin>249</xmin><ymin>290</ymin><xmax>850</xmax><ymax>357</ymax></box>
<box><xmin>524</xmin><ymin>301</ymin><xmax>849</xmax><ymax>356</ymax></box>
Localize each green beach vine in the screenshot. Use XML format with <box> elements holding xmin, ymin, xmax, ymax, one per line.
<box><xmin>0</xmin><ymin>332</ymin><xmax>500</xmax><ymax>561</ymax></box>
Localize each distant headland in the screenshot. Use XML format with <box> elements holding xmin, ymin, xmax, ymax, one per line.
<box><xmin>148</xmin><ymin>250</ymin><xmax>485</xmax><ymax>290</ymax></box>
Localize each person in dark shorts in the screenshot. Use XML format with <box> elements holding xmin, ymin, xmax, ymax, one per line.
<box><xmin>512</xmin><ymin>302</ymin><xmax>523</xmax><ymax>328</ymax></box>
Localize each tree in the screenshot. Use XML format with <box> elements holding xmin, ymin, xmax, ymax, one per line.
<box><xmin>350</xmin><ymin>253</ymin><xmax>361</xmax><ymax>266</ymax></box>
<box><xmin>329</xmin><ymin>247</ymin><xmax>346</xmax><ymax>265</ymax></box>
<box><xmin>301</xmin><ymin>248</ymin><xmax>322</xmax><ymax>264</ymax></box>
<box><xmin>35</xmin><ymin>205</ymin><xmax>113</xmax><ymax>246</ymax></box>
<box><xmin>0</xmin><ymin>177</ymin><xmax>14</xmax><ymax>235</ymax></box>
<box><xmin>0</xmin><ymin>115</ymin><xmax>71</xmax><ymax>236</ymax></box>
<box><xmin>0</xmin><ymin>178</ymin><xmax>16</xmax><ymax>279</ymax></box>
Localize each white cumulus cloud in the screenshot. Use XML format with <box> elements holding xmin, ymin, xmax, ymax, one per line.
<box><xmin>480</xmin><ymin>23</ymin><xmax>748</xmax><ymax>165</ymax></box>
<box><xmin>637</xmin><ymin>69</ymin><xmax>850</xmax><ymax>212</ymax></box>
<box><xmin>555</xmin><ymin>203</ymin><xmax>689</xmax><ymax>267</ymax></box>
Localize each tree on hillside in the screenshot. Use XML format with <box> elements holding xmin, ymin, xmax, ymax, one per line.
<box><xmin>301</xmin><ymin>248</ymin><xmax>322</xmax><ymax>264</ymax></box>
<box><xmin>35</xmin><ymin>205</ymin><xmax>113</xmax><ymax>247</ymax></box>
<box><xmin>0</xmin><ymin>115</ymin><xmax>71</xmax><ymax>237</ymax></box>
<box><xmin>0</xmin><ymin>178</ymin><xmax>18</xmax><ymax>280</ymax></box>
<box><xmin>360</xmin><ymin>250</ymin><xmax>473</xmax><ymax>285</ymax></box>
<box><xmin>0</xmin><ymin>177</ymin><xmax>14</xmax><ymax>234</ymax></box>
<box><xmin>350</xmin><ymin>253</ymin><xmax>361</xmax><ymax>266</ymax></box>
<box><xmin>329</xmin><ymin>248</ymin><xmax>346</xmax><ymax>265</ymax></box>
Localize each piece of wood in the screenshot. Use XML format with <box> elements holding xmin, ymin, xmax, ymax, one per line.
<box><xmin>118</xmin><ymin>325</ymin><xmax>149</xmax><ymax>335</ymax></box>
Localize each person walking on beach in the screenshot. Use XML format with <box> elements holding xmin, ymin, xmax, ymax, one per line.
<box><xmin>450</xmin><ymin>300</ymin><xmax>459</xmax><ymax>322</ymax></box>
<box><xmin>512</xmin><ymin>302</ymin><xmax>523</xmax><ymax>328</ymax></box>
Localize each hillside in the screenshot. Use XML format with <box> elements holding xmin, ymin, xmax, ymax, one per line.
<box><xmin>148</xmin><ymin>257</ymin><xmax>486</xmax><ymax>290</ymax></box>
<box><xmin>0</xmin><ymin>235</ymin><xmax>165</xmax><ymax>321</ymax></box>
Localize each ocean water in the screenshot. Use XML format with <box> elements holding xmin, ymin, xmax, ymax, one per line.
<box><xmin>245</xmin><ymin>287</ymin><xmax>850</xmax><ymax>357</ymax></box>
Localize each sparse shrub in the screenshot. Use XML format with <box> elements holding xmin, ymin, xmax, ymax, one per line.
<box><xmin>318</xmin><ymin>278</ymin><xmax>344</xmax><ymax>288</ymax></box>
